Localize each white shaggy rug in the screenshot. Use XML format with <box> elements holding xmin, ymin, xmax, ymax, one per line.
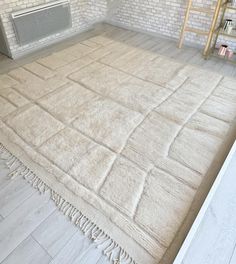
<box><xmin>1</xmin><ymin>30</ymin><xmax>236</xmax><ymax>264</ymax></box>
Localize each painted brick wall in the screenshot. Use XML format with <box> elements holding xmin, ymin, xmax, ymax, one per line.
<box><xmin>0</xmin><ymin>0</ymin><xmax>107</xmax><ymax>57</ymax></box>
<box><xmin>1</xmin><ymin>0</ymin><xmax>236</xmax><ymax>58</ymax></box>
<box><xmin>108</xmin><ymin>0</ymin><xmax>236</xmax><ymax>49</ymax></box>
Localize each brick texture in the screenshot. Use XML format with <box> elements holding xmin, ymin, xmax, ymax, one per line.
<box><xmin>0</xmin><ymin>0</ymin><xmax>107</xmax><ymax>56</ymax></box>
<box><xmin>0</xmin><ymin>0</ymin><xmax>236</xmax><ymax>57</ymax></box>
<box><xmin>108</xmin><ymin>0</ymin><xmax>236</xmax><ymax>49</ymax></box>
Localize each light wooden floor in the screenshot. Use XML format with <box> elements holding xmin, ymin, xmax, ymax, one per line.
<box><xmin>0</xmin><ymin>160</ymin><xmax>110</xmax><ymax>264</ymax></box>
<box><xmin>1</xmin><ymin>23</ymin><xmax>236</xmax><ymax>77</ymax></box>
<box><xmin>0</xmin><ymin>23</ymin><xmax>236</xmax><ymax>264</ymax></box>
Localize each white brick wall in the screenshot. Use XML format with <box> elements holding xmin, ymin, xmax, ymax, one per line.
<box><xmin>0</xmin><ymin>0</ymin><xmax>107</xmax><ymax>57</ymax></box>
<box><xmin>1</xmin><ymin>0</ymin><xmax>236</xmax><ymax>57</ymax></box>
<box><xmin>108</xmin><ymin>0</ymin><xmax>236</xmax><ymax>50</ymax></box>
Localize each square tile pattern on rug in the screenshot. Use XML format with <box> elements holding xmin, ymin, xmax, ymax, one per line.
<box><xmin>1</xmin><ymin>29</ymin><xmax>236</xmax><ymax>264</ymax></box>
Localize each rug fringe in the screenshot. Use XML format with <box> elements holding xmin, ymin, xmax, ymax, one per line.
<box><xmin>0</xmin><ymin>143</ymin><xmax>137</xmax><ymax>264</ymax></box>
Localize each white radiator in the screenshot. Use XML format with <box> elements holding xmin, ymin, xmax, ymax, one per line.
<box><xmin>11</xmin><ymin>0</ymin><xmax>72</xmax><ymax>45</ymax></box>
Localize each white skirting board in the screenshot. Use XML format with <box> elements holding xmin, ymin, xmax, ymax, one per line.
<box><xmin>174</xmin><ymin>140</ymin><xmax>236</xmax><ymax>264</ymax></box>
<box><xmin>105</xmin><ymin>19</ymin><xmax>204</xmax><ymax>50</ymax></box>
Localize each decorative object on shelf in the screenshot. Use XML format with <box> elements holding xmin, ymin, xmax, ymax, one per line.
<box><xmin>202</xmin><ymin>0</ymin><xmax>236</xmax><ymax>63</ymax></box>
<box><xmin>223</xmin><ymin>19</ymin><xmax>234</xmax><ymax>34</ymax></box>
<box><xmin>227</xmin><ymin>23</ymin><xmax>234</xmax><ymax>34</ymax></box>
<box><xmin>217</xmin><ymin>44</ymin><xmax>235</xmax><ymax>59</ymax></box>
<box><xmin>218</xmin><ymin>44</ymin><xmax>228</xmax><ymax>56</ymax></box>
<box><xmin>226</xmin><ymin>48</ymin><xmax>234</xmax><ymax>59</ymax></box>
<box><xmin>230</xmin><ymin>0</ymin><xmax>236</xmax><ymax>6</ymax></box>
<box><xmin>178</xmin><ymin>0</ymin><xmax>236</xmax><ymax>63</ymax></box>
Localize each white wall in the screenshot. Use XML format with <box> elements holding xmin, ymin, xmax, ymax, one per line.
<box><xmin>0</xmin><ymin>0</ymin><xmax>107</xmax><ymax>58</ymax></box>
<box><xmin>108</xmin><ymin>0</ymin><xmax>236</xmax><ymax>49</ymax></box>
<box><xmin>0</xmin><ymin>0</ymin><xmax>235</xmax><ymax>58</ymax></box>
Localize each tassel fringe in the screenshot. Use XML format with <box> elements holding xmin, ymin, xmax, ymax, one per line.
<box><xmin>0</xmin><ymin>143</ymin><xmax>137</xmax><ymax>264</ymax></box>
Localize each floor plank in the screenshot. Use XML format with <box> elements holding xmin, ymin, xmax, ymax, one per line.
<box><xmin>32</xmin><ymin>210</ymin><xmax>78</xmax><ymax>257</ymax></box>
<box><xmin>0</xmin><ymin>160</ymin><xmax>12</xmax><ymax>189</ymax></box>
<box><xmin>0</xmin><ymin>191</ymin><xmax>55</xmax><ymax>262</ymax></box>
<box><xmin>47</xmin><ymin>229</ymin><xmax>110</xmax><ymax>264</ymax></box>
<box><xmin>49</xmin><ymin>231</ymin><xmax>92</xmax><ymax>264</ymax></box>
<box><xmin>0</xmin><ymin>163</ymin><xmax>107</xmax><ymax>264</ymax></box>
<box><xmin>1</xmin><ymin>236</ymin><xmax>52</xmax><ymax>264</ymax></box>
<box><xmin>177</xmin><ymin>144</ymin><xmax>236</xmax><ymax>264</ymax></box>
<box><xmin>71</xmin><ymin>244</ymin><xmax>111</xmax><ymax>264</ymax></box>
<box><xmin>0</xmin><ymin>177</ymin><xmax>35</xmax><ymax>217</ymax></box>
<box><xmin>230</xmin><ymin>244</ymin><xmax>236</xmax><ymax>264</ymax></box>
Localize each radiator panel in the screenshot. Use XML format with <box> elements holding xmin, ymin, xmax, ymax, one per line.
<box><xmin>12</xmin><ymin>1</ymin><xmax>71</xmax><ymax>45</ymax></box>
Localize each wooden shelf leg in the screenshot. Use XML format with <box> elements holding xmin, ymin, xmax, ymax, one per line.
<box><xmin>203</xmin><ymin>0</ymin><xmax>224</xmax><ymax>56</ymax></box>
<box><xmin>178</xmin><ymin>0</ymin><xmax>193</xmax><ymax>49</ymax></box>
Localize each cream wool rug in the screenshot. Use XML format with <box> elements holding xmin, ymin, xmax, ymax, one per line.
<box><xmin>1</xmin><ymin>31</ymin><xmax>236</xmax><ymax>264</ymax></box>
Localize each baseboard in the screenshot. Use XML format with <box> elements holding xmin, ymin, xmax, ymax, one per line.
<box><xmin>10</xmin><ymin>18</ymin><xmax>204</xmax><ymax>60</ymax></box>
<box><xmin>104</xmin><ymin>20</ymin><xmax>204</xmax><ymax>50</ymax></box>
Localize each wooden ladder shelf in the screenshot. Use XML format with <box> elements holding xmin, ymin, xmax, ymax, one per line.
<box><xmin>178</xmin><ymin>0</ymin><xmax>233</xmax><ymax>60</ymax></box>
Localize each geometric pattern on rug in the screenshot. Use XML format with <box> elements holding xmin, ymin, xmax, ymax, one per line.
<box><xmin>1</xmin><ymin>29</ymin><xmax>236</xmax><ymax>264</ymax></box>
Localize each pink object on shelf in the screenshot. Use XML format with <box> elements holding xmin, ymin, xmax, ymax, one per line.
<box><xmin>226</xmin><ymin>49</ymin><xmax>234</xmax><ymax>59</ymax></box>
<box><xmin>218</xmin><ymin>45</ymin><xmax>228</xmax><ymax>56</ymax></box>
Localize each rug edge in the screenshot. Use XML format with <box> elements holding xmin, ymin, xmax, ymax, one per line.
<box><xmin>0</xmin><ymin>142</ymin><xmax>140</xmax><ymax>264</ymax></box>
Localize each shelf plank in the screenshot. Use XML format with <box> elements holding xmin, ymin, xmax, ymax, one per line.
<box><xmin>226</xmin><ymin>4</ymin><xmax>236</xmax><ymax>11</ymax></box>
<box><xmin>218</xmin><ymin>29</ymin><xmax>236</xmax><ymax>39</ymax></box>
<box><xmin>185</xmin><ymin>27</ymin><xmax>209</xmax><ymax>35</ymax></box>
<box><xmin>190</xmin><ymin>7</ymin><xmax>214</xmax><ymax>14</ymax></box>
